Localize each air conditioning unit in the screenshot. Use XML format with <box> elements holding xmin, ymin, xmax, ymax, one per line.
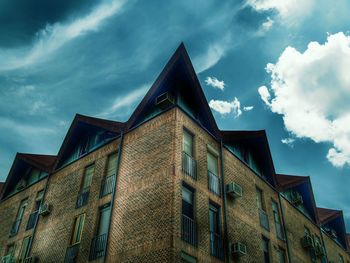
<box><xmin>39</xmin><ymin>203</ymin><xmax>51</xmax><ymax>216</ymax></box>
<box><xmin>301</xmin><ymin>234</ymin><xmax>314</xmax><ymax>249</ymax></box>
<box><xmin>155</xmin><ymin>92</ymin><xmax>175</xmax><ymax>109</ymax></box>
<box><xmin>1</xmin><ymin>255</ymin><xmax>14</xmax><ymax>263</ymax></box>
<box><xmin>16</xmin><ymin>179</ymin><xmax>27</xmax><ymax>190</ymax></box>
<box><xmin>231</xmin><ymin>242</ymin><xmax>247</xmax><ymax>256</ymax></box>
<box><xmin>226</xmin><ymin>183</ymin><xmax>242</xmax><ymax>198</ymax></box>
<box><xmin>291</xmin><ymin>191</ymin><xmax>303</xmax><ymax>206</ymax></box>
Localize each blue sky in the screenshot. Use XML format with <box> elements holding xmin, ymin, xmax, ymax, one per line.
<box><xmin>0</xmin><ymin>0</ymin><xmax>350</xmax><ymax>228</ymax></box>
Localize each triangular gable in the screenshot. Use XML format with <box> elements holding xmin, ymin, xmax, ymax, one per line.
<box><xmin>317</xmin><ymin>207</ymin><xmax>348</xmax><ymax>249</ymax></box>
<box><xmin>221</xmin><ymin>130</ymin><xmax>276</xmax><ymax>186</ymax></box>
<box><xmin>55</xmin><ymin>114</ymin><xmax>125</xmax><ymax>169</ymax></box>
<box><xmin>126</xmin><ymin>43</ymin><xmax>219</xmax><ymax>137</ymax></box>
<box><xmin>276</xmin><ymin>174</ymin><xmax>319</xmax><ymax>223</ymax></box>
<box><xmin>1</xmin><ymin>153</ymin><xmax>56</xmax><ymax>200</ymax></box>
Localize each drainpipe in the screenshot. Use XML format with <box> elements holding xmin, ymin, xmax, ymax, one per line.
<box><xmin>27</xmin><ymin>168</ymin><xmax>53</xmax><ymax>257</ymax></box>
<box><xmin>220</xmin><ymin>140</ymin><xmax>230</xmax><ymax>263</ymax></box>
<box><xmin>278</xmin><ymin>193</ymin><xmax>293</xmax><ymax>263</ymax></box>
<box><xmin>104</xmin><ymin>132</ymin><xmax>124</xmax><ymax>263</ymax></box>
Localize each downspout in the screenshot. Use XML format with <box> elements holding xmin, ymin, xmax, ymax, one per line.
<box><xmin>104</xmin><ymin>132</ymin><xmax>124</xmax><ymax>263</ymax></box>
<box><xmin>278</xmin><ymin>193</ymin><xmax>293</xmax><ymax>263</ymax></box>
<box><xmin>27</xmin><ymin>169</ymin><xmax>53</xmax><ymax>256</ymax></box>
<box><xmin>220</xmin><ymin>140</ymin><xmax>230</xmax><ymax>263</ymax></box>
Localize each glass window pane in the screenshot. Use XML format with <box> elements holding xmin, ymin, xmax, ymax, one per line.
<box><xmin>182</xmin><ymin>187</ymin><xmax>193</xmax><ymax>204</ymax></box>
<box><xmin>207</xmin><ymin>152</ymin><xmax>218</xmax><ymax>175</ymax></box>
<box><xmin>72</xmin><ymin>214</ymin><xmax>85</xmax><ymax>244</ymax></box>
<box><xmin>106</xmin><ymin>153</ymin><xmax>118</xmax><ymax>177</ymax></box>
<box><xmin>98</xmin><ymin>205</ymin><xmax>111</xmax><ymax>235</ymax></box>
<box><xmin>19</xmin><ymin>236</ymin><xmax>31</xmax><ymax>261</ymax></box>
<box><xmin>82</xmin><ymin>165</ymin><xmax>94</xmax><ymax>190</ymax></box>
<box><xmin>181</xmin><ymin>251</ymin><xmax>197</xmax><ymax>263</ymax></box>
<box><xmin>183</xmin><ymin>130</ymin><xmax>193</xmax><ymax>156</ymax></box>
<box><xmin>256</xmin><ymin>188</ymin><xmax>263</xmax><ymax>210</ymax></box>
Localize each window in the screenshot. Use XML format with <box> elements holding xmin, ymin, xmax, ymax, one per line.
<box><xmin>209</xmin><ymin>202</ymin><xmax>223</xmax><ymax>259</ymax></box>
<box><xmin>100</xmin><ymin>153</ymin><xmax>118</xmax><ymax>197</ymax></box>
<box><xmin>181</xmin><ymin>251</ymin><xmax>197</xmax><ymax>263</ymax></box>
<box><xmin>304</xmin><ymin>226</ymin><xmax>311</xmax><ymax>236</ymax></box>
<box><xmin>272</xmin><ymin>200</ymin><xmax>284</xmax><ymax>239</ymax></box>
<box><xmin>256</xmin><ymin>188</ymin><xmax>265</xmax><ymax>211</ymax></box>
<box><xmin>207</xmin><ymin>151</ymin><xmax>218</xmax><ymax>176</ymax></box>
<box><xmin>11</xmin><ymin>199</ymin><xmax>28</xmax><ymax>236</ymax></box>
<box><xmin>26</xmin><ymin>190</ymin><xmax>44</xmax><ymax>230</ymax></box>
<box><xmin>257</xmin><ymin>188</ymin><xmax>269</xmax><ymax>231</ymax></box>
<box><xmin>106</xmin><ymin>153</ymin><xmax>118</xmax><ymax>177</ymax></box>
<box><xmin>339</xmin><ymin>254</ymin><xmax>344</xmax><ymax>263</ymax></box>
<box><xmin>183</xmin><ymin>129</ymin><xmax>194</xmax><ymax>157</ymax></box>
<box><xmin>207</xmin><ymin>151</ymin><xmax>220</xmax><ymax>195</ymax></box>
<box><xmin>71</xmin><ymin>214</ymin><xmax>85</xmax><ymax>245</ymax></box>
<box><xmin>81</xmin><ymin>165</ymin><xmax>94</xmax><ymax>193</ymax></box>
<box><xmin>262</xmin><ymin>236</ymin><xmax>270</xmax><ymax>263</ymax></box>
<box><xmin>34</xmin><ymin>190</ymin><xmax>44</xmax><ymax>211</ymax></box>
<box><xmin>89</xmin><ymin>203</ymin><xmax>111</xmax><ymax>260</ymax></box>
<box><xmin>18</xmin><ymin>236</ymin><xmax>31</xmax><ymax>263</ymax></box>
<box><xmin>181</xmin><ymin>184</ymin><xmax>196</xmax><ymax>246</ymax></box>
<box><xmin>277</xmin><ymin>247</ymin><xmax>286</xmax><ymax>263</ymax></box>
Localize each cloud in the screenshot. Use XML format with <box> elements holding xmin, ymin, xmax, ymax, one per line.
<box><xmin>195</xmin><ymin>40</ymin><xmax>229</xmax><ymax>73</ymax></box>
<box><xmin>0</xmin><ymin>0</ymin><xmax>126</xmax><ymax>70</ymax></box>
<box><xmin>246</xmin><ymin>0</ymin><xmax>315</xmax><ymax>25</ymax></box>
<box><xmin>209</xmin><ymin>97</ymin><xmax>242</xmax><ymax>118</ymax></box>
<box><xmin>243</xmin><ymin>106</ymin><xmax>254</xmax><ymax>111</ymax></box>
<box><xmin>205</xmin><ymin>76</ymin><xmax>225</xmax><ymax>90</ymax></box>
<box><xmin>259</xmin><ymin>32</ymin><xmax>350</xmax><ymax>167</ymax></box>
<box><xmin>98</xmin><ymin>84</ymin><xmax>149</xmax><ymax>118</ymax></box>
<box><xmin>281</xmin><ymin>138</ymin><xmax>295</xmax><ymax>146</ymax></box>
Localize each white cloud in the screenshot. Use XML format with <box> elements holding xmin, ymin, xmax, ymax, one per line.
<box><xmin>259</xmin><ymin>32</ymin><xmax>350</xmax><ymax>167</ymax></box>
<box><xmin>0</xmin><ymin>0</ymin><xmax>126</xmax><ymax>70</ymax></box>
<box><xmin>281</xmin><ymin>138</ymin><xmax>295</xmax><ymax>146</ymax></box>
<box><xmin>205</xmin><ymin>76</ymin><xmax>225</xmax><ymax>90</ymax></box>
<box><xmin>209</xmin><ymin>97</ymin><xmax>242</xmax><ymax>118</ymax></box>
<box><xmin>243</xmin><ymin>106</ymin><xmax>254</xmax><ymax>111</ymax></box>
<box><xmin>246</xmin><ymin>0</ymin><xmax>315</xmax><ymax>25</ymax></box>
<box><xmin>98</xmin><ymin>84</ymin><xmax>149</xmax><ymax>118</ymax></box>
<box><xmin>195</xmin><ymin>42</ymin><xmax>228</xmax><ymax>73</ymax></box>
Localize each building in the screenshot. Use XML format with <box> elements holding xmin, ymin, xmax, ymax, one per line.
<box><xmin>0</xmin><ymin>44</ymin><xmax>349</xmax><ymax>263</ymax></box>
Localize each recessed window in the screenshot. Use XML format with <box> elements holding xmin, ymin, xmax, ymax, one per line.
<box><xmin>71</xmin><ymin>214</ymin><xmax>85</xmax><ymax>245</ymax></box>
<box><xmin>262</xmin><ymin>236</ymin><xmax>270</xmax><ymax>263</ymax></box>
<box><xmin>18</xmin><ymin>236</ymin><xmax>32</xmax><ymax>263</ymax></box>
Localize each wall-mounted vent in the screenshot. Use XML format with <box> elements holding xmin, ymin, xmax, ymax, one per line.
<box><xmin>226</xmin><ymin>183</ymin><xmax>242</xmax><ymax>198</ymax></box>
<box><xmin>155</xmin><ymin>92</ymin><xmax>175</xmax><ymax>109</ymax></box>
<box><xmin>39</xmin><ymin>203</ymin><xmax>51</xmax><ymax>216</ymax></box>
<box><xmin>231</xmin><ymin>242</ymin><xmax>247</xmax><ymax>256</ymax></box>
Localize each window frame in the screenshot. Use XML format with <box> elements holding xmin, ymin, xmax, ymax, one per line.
<box><xmin>70</xmin><ymin>213</ymin><xmax>86</xmax><ymax>245</ymax></box>
<box><xmin>80</xmin><ymin>164</ymin><xmax>95</xmax><ymax>193</ymax></box>
<box><xmin>183</xmin><ymin>128</ymin><xmax>194</xmax><ymax>157</ymax></box>
<box><xmin>18</xmin><ymin>235</ymin><xmax>32</xmax><ymax>262</ymax></box>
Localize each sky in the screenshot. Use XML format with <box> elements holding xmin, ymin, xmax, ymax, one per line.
<box><xmin>0</xmin><ymin>0</ymin><xmax>350</xmax><ymax>229</ymax></box>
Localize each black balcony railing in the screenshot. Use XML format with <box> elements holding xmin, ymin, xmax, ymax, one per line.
<box><xmin>100</xmin><ymin>174</ymin><xmax>116</xmax><ymax>198</ymax></box>
<box><xmin>259</xmin><ymin>209</ymin><xmax>270</xmax><ymax>231</ymax></box>
<box><xmin>76</xmin><ymin>190</ymin><xmax>90</xmax><ymax>208</ymax></box>
<box><xmin>26</xmin><ymin>211</ymin><xmax>39</xmax><ymax>230</ymax></box>
<box><xmin>275</xmin><ymin>222</ymin><xmax>285</xmax><ymax>240</ymax></box>
<box><xmin>182</xmin><ymin>152</ymin><xmax>197</xmax><ymax>180</ymax></box>
<box><xmin>89</xmin><ymin>233</ymin><xmax>107</xmax><ymax>261</ymax></box>
<box><xmin>181</xmin><ymin>214</ymin><xmax>197</xmax><ymax>247</ymax></box>
<box><xmin>210</xmin><ymin>231</ymin><xmax>224</xmax><ymax>260</ymax></box>
<box><xmin>64</xmin><ymin>244</ymin><xmax>79</xmax><ymax>263</ymax></box>
<box><xmin>208</xmin><ymin>171</ymin><xmax>221</xmax><ymax>196</ymax></box>
<box><xmin>9</xmin><ymin>218</ymin><xmax>21</xmax><ymax>236</ymax></box>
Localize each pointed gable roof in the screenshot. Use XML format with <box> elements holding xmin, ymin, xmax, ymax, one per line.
<box><xmin>221</xmin><ymin>130</ymin><xmax>277</xmax><ymax>186</ymax></box>
<box><xmin>55</xmin><ymin>114</ymin><xmax>125</xmax><ymax>169</ymax></box>
<box><xmin>317</xmin><ymin>207</ymin><xmax>348</xmax><ymax>249</ymax></box>
<box><xmin>126</xmin><ymin>43</ymin><xmax>219</xmax><ymax>137</ymax></box>
<box><xmin>1</xmin><ymin>153</ymin><xmax>56</xmax><ymax>200</ymax></box>
<box><xmin>276</xmin><ymin>174</ymin><xmax>319</xmax><ymax>223</ymax></box>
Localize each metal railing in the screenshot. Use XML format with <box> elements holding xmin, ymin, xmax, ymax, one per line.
<box><xmin>210</xmin><ymin>231</ymin><xmax>224</xmax><ymax>260</ymax></box>
<box><xmin>259</xmin><ymin>209</ymin><xmax>270</xmax><ymax>231</ymax></box>
<box><xmin>76</xmin><ymin>190</ymin><xmax>90</xmax><ymax>208</ymax></box>
<box><xmin>89</xmin><ymin>233</ymin><xmax>107</xmax><ymax>260</ymax></box>
<box><xmin>182</xmin><ymin>152</ymin><xmax>197</xmax><ymax>180</ymax></box>
<box><xmin>275</xmin><ymin>222</ymin><xmax>285</xmax><ymax>240</ymax></box>
<box><xmin>26</xmin><ymin>211</ymin><xmax>39</xmax><ymax>230</ymax></box>
<box><xmin>100</xmin><ymin>174</ymin><xmax>116</xmax><ymax>198</ymax></box>
<box><xmin>64</xmin><ymin>244</ymin><xmax>79</xmax><ymax>263</ymax></box>
<box><xmin>181</xmin><ymin>214</ymin><xmax>197</xmax><ymax>247</ymax></box>
<box><xmin>208</xmin><ymin>171</ymin><xmax>221</xmax><ymax>196</ymax></box>
<box><xmin>9</xmin><ymin>218</ymin><xmax>21</xmax><ymax>236</ymax></box>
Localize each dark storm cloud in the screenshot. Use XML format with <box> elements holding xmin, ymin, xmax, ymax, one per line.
<box><xmin>0</xmin><ymin>0</ymin><xmax>95</xmax><ymax>47</ymax></box>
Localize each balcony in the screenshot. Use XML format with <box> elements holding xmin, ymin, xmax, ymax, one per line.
<box><xmin>9</xmin><ymin>219</ymin><xmax>21</xmax><ymax>236</ymax></box>
<box><xmin>208</xmin><ymin>171</ymin><xmax>221</xmax><ymax>196</ymax></box>
<box><xmin>64</xmin><ymin>244</ymin><xmax>79</xmax><ymax>263</ymax></box>
<box><xmin>210</xmin><ymin>231</ymin><xmax>224</xmax><ymax>260</ymax></box>
<box><xmin>259</xmin><ymin>209</ymin><xmax>270</xmax><ymax>231</ymax></box>
<box><xmin>100</xmin><ymin>174</ymin><xmax>116</xmax><ymax>198</ymax></box>
<box><xmin>76</xmin><ymin>190</ymin><xmax>89</xmax><ymax>209</ymax></box>
<box><xmin>89</xmin><ymin>233</ymin><xmax>107</xmax><ymax>261</ymax></box>
<box><xmin>275</xmin><ymin>222</ymin><xmax>285</xmax><ymax>240</ymax></box>
<box><xmin>182</xmin><ymin>152</ymin><xmax>197</xmax><ymax>180</ymax></box>
<box><xmin>26</xmin><ymin>211</ymin><xmax>39</xmax><ymax>230</ymax></box>
<box><xmin>181</xmin><ymin>214</ymin><xmax>197</xmax><ymax>247</ymax></box>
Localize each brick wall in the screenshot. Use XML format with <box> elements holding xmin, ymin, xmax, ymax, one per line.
<box><xmin>322</xmin><ymin>231</ymin><xmax>349</xmax><ymax>262</ymax></box>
